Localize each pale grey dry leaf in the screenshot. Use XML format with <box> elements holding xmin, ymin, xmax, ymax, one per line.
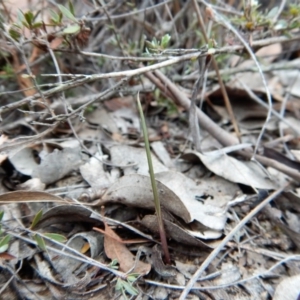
<box><xmin>103</xmin><ymin>171</ymin><xmax>228</xmax><ymax>231</ymax></box>
<box><xmin>109</xmin><ymin>144</ymin><xmax>168</xmax><ymax>175</ymax></box>
<box><xmin>175</xmin><ymin>261</ymin><xmax>198</xmax><ymax>279</ymax></box>
<box><xmin>155</xmin><ymin>171</ymin><xmax>229</xmax><ymax>231</ymax></box>
<box><xmin>34</xmin><ymin>254</ymin><xmax>64</xmax><ymax>285</ymax></box>
<box><xmin>228</xmin><ymin>59</ymin><xmax>274</xmax><ymax>94</ymax></box>
<box><xmin>10</xmin><ymin>280</ymin><xmax>53</xmax><ymax>300</ymax></box>
<box><xmin>153</xmin><ymin>287</ymin><xmax>169</xmax><ymax>300</ymax></box>
<box><xmin>8</xmin><ymin>240</ymin><xmax>37</xmax><ymax>265</ymax></box>
<box><xmin>80</xmin><ymin>154</ymin><xmax>113</xmax><ymax>189</ymax></box>
<box><xmin>16</xmin><ymin>178</ymin><xmax>46</xmax><ymax>191</ymax></box>
<box><xmin>111</xmin><ymin>107</ymin><xmax>140</xmax><ymax>135</ymax></box>
<box><xmin>182</xmin><ymin>150</ymin><xmax>276</xmax><ymax>189</ymax></box>
<box><xmin>285</xmin><ymin>211</ymin><xmax>300</xmax><ymax>233</ymax></box>
<box><xmin>102</xmin><ymin>173</ymin><xmax>191</xmax><ymax>222</ymax></box>
<box><xmin>276</xmin><ymin>66</ymin><xmax>300</xmax><ymax>98</ymax></box>
<box><xmin>32</xmin><ymin>147</ymin><xmax>83</xmax><ymax>184</ymax></box>
<box><xmin>8</xmin><ymin>147</ymin><xmax>39</xmax><ymax>176</ymax></box>
<box><xmin>213</xmin><ymin>263</ymin><xmax>241</xmax><ymax>286</ymax></box>
<box><xmin>151</xmin><ymin>141</ymin><xmax>174</xmax><ymax>168</ymax></box>
<box><xmin>291</xmin><ymin>149</ymin><xmax>300</xmax><ymax>162</ymax></box>
<box><xmin>273</xmin><ymin>274</ymin><xmax>300</xmax><ymax>300</ymax></box>
<box><xmin>87</xmin><ymin>107</ymin><xmax>119</xmax><ymax>133</ymax></box>
<box><xmin>67</xmin><ymin>232</ymin><xmax>104</xmax><ymax>259</ymax></box>
<box><xmin>141</xmin><ymin>215</ymin><xmax>211</xmax><ymax>249</ymax></box>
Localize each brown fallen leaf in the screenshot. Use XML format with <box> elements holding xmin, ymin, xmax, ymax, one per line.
<box><xmin>0</xmin><ymin>191</ymin><xmax>65</xmax><ymax>204</ymax></box>
<box><xmin>94</xmin><ymin>222</ymin><xmax>151</xmax><ymax>275</ymax></box>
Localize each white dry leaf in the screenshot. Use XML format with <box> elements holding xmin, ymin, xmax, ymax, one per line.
<box><xmin>47</xmin><ymin>231</ymin><xmax>103</xmax><ymax>285</ymax></box>
<box><xmin>16</xmin><ymin>178</ymin><xmax>46</xmax><ymax>191</ymax></box>
<box><xmin>183</xmin><ymin>150</ymin><xmax>275</xmax><ymax>189</ymax></box>
<box><xmin>213</xmin><ymin>263</ymin><xmax>241</xmax><ymax>286</ymax></box>
<box><xmin>103</xmin><ymin>171</ymin><xmax>228</xmax><ymax>231</ymax></box>
<box><xmin>0</xmin><ymin>134</ymin><xmax>8</xmax><ymax>164</ymax></box>
<box><xmin>111</xmin><ymin>107</ymin><xmax>140</xmax><ymax>135</ymax></box>
<box><xmin>291</xmin><ymin>149</ymin><xmax>300</xmax><ymax>162</ymax></box>
<box><xmin>151</xmin><ymin>141</ymin><xmax>174</xmax><ymax>168</ymax></box>
<box><xmin>32</xmin><ymin>147</ymin><xmax>83</xmax><ymax>184</ymax></box>
<box><xmin>88</xmin><ymin>107</ymin><xmax>118</xmax><ymax>131</ymax></box>
<box><xmin>109</xmin><ymin>144</ymin><xmax>168</xmax><ymax>175</ymax></box>
<box><xmin>273</xmin><ymin>274</ymin><xmax>300</xmax><ymax>300</ymax></box>
<box><xmin>9</xmin><ymin>147</ymin><xmax>39</xmax><ymax>176</ymax></box>
<box><xmin>276</xmin><ymin>66</ymin><xmax>300</xmax><ymax>98</ymax></box>
<box><xmin>156</xmin><ymin>171</ymin><xmax>229</xmax><ymax>231</ymax></box>
<box><xmin>80</xmin><ymin>154</ymin><xmax>113</xmax><ymax>189</ymax></box>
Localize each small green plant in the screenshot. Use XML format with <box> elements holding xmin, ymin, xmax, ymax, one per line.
<box><xmin>31</xmin><ymin>210</ymin><xmax>67</xmax><ymax>250</ymax></box>
<box><xmin>0</xmin><ymin>211</ymin><xmax>11</xmax><ymax>253</ymax></box>
<box><xmin>145</xmin><ymin>34</ymin><xmax>171</xmax><ymax>53</ymax></box>
<box><xmin>115</xmin><ymin>275</ymin><xmax>139</xmax><ymax>299</ymax></box>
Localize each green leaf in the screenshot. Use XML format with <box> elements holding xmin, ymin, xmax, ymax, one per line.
<box><xmin>68</xmin><ymin>0</ymin><xmax>75</xmax><ymax>17</ymax></box>
<box><xmin>50</xmin><ymin>9</ymin><xmax>60</xmax><ymax>24</ymax></box>
<box><xmin>127</xmin><ymin>274</ymin><xmax>138</xmax><ymax>283</ymax></box>
<box><xmin>0</xmin><ymin>211</ymin><xmax>4</xmax><ymax>222</ymax></box>
<box><xmin>115</xmin><ymin>278</ymin><xmax>123</xmax><ymax>291</ymax></box>
<box><xmin>275</xmin><ymin>19</ymin><xmax>288</xmax><ymax>30</ymax></box>
<box><xmin>58</xmin><ymin>4</ymin><xmax>77</xmax><ymax>22</ymax></box>
<box><xmin>30</xmin><ymin>209</ymin><xmax>43</xmax><ymax>229</ymax></box>
<box><xmin>161</xmin><ymin>34</ymin><xmax>171</xmax><ymax>49</ymax></box>
<box><xmin>121</xmin><ymin>280</ymin><xmax>138</xmax><ymax>296</ymax></box>
<box><xmin>267</xmin><ymin>6</ymin><xmax>279</xmax><ymax>19</ymax></box>
<box><xmin>145</xmin><ymin>40</ymin><xmax>157</xmax><ymax>50</ymax></box>
<box><xmin>34</xmin><ymin>234</ymin><xmax>46</xmax><ymax>250</ymax></box>
<box><xmin>32</xmin><ymin>21</ymin><xmax>43</xmax><ymax>29</ymax></box>
<box><xmin>43</xmin><ymin>233</ymin><xmax>67</xmax><ymax>243</ymax></box>
<box><xmin>24</xmin><ymin>11</ymin><xmax>34</xmax><ymax>27</ymax></box>
<box><xmin>63</xmin><ymin>24</ymin><xmax>80</xmax><ymax>34</ymax></box>
<box><xmin>0</xmin><ymin>235</ymin><xmax>10</xmax><ymax>253</ymax></box>
<box><xmin>17</xmin><ymin>10</ymin><xmax>25</xmax><ymax>27</ymax></box>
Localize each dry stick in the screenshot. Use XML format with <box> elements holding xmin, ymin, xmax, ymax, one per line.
<box><xmin>189</xmin><ymin>56</ymin><xmax>211</xmax><ymax>151</ymax></box>
<box><xmin>154</xmin><ymin>69</ymin><xmax>239</xmax><ymax>147</ymax></box>
<box><xmin>179</xmin><ymin>184</ymin><xmax>288</xmax><ymax>300</ymax></box>
<box><xmin>1</xmin><ymin>34</ymin><xmax>300</xmax><ymax>116</ymax></box>
<box><xmin>192</xmin><ymin>0</ymin><xmax>241</xmax><ymax>141</ymax></box>
<box><xmin>152</xmin><ymin>70</ymin><xmax>300</xmax><ymax>182</ymax></box>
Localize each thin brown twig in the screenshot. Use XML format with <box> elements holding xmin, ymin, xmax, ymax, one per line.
<box><xmin>192</xmin><ymin>0</ymin><xmax>241</xmax><ymax>141</ymax></box>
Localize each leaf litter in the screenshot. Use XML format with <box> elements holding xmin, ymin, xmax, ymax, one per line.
<box><xmin>1</xmin><ymin>0</ymin><xmax>300</xmax><ymax>299</ymax></box>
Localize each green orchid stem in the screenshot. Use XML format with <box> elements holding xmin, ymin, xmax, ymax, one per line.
<box><xmin>136</xmin><ymin>92</ymin><xmax>170</xmax><ymax>265</ymax></box>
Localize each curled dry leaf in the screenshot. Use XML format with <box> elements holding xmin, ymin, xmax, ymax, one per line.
<box><xmin>32</xmin><ymin>205</ymin><xmax>102</xmax><ymax>230</ymax></box>
<box><xmin>182</xmin><ymin>150</ymin><xmax>276</xmax><ymax>189</ymax></box>
<box><xmin>45</xmin><ymin>232</ymin><xmax>103</xmax><ymax>288</ymax></box>
<box><xmin>102</xmin><ymin>171</ymin><xmax>229</xmax><ymax>231</ymax></box>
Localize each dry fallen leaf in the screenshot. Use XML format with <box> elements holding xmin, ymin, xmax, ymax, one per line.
<box><xmin>182</xmin><ymin>150</ymin><xmax>276</xmax><ymax>189</ymax></box>
<box><xmin>99</xmin><ymin>221</ymin><xmax>151</xmax><ymax>275</ymax></box>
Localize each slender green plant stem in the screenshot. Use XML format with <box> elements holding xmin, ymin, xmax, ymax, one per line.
<box><xmin>136</xmin><ymin>92</ymin><xmax>170</xmax><ymax>264</ymax></box>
